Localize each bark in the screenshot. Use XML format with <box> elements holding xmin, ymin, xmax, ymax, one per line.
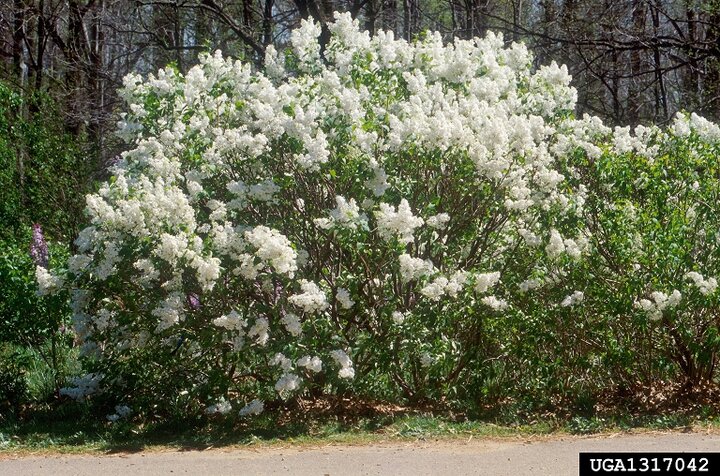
<box><xmin>651</xmin><ymin>0</ymin><xmax>668</xmax><ymax>121</ymax></box>
<box><xmin>12</xmin><ymin>0</ymin><xmax>25</xmax><ymax>83</ymax></box>
<box><xmin>383</xmin><ymin>0</ymin><xmax>397</xmax><ymax>34</ymax></box>
<box><xmin>627</xmin><ymin>1</ymin><xmax>646</xmax><ymax>125</ymax></box>
<box><xmin>262</xmin><ymin>0</ymin><xmax>274</xmax><ymax>45</ymax></box>
<box><xmin>365</xmin><ymin>0</ymin><xmax>376</xmax><ymax>36</ymax></box>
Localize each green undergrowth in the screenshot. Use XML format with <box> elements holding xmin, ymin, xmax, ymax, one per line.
<box><xmin>2</xmin><ymin>399</ymin><xmax>720</xmax><ymax>455</ymax></box>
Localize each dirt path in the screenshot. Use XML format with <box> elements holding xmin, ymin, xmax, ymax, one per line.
<box><xmin>2</xmin><ymin>432</ymin><xmax>720</xmax><ymax>475</ymax></box>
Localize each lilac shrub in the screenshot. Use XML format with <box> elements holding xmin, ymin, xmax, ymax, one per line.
<box><xmin>48</xmin><ymin>13</ymin><xmax>720</xmax><ymax>415</ymax></box>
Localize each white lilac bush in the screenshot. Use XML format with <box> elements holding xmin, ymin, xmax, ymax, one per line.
<box><xmin>487</xmin><ymin>113</ymin><xmax>720</xmax><ymax>405</ymax></box>
<box><xmin>47</xmin><ymin>12</ymin><xmax>720</xmax><ymax>415</ymax></box>
<box><xmin>51</xmin><ymin>13</ymin><xmax>589</xmax><ymax>414</ymax></box>
<box><xmin>563</xmin><ymin>113</ymin><xmax>720</xmax><ymax>391</ymax></box>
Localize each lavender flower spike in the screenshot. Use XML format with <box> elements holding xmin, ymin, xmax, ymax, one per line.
<box><xmin>187</xmin><ymin>292</ymin><xmax>201</xmax><ymax>311</ymax></box>
<box><xmin>30</xmin><ymin>223</ymin><xmax>49</xmax><ymax>268</ymax></box>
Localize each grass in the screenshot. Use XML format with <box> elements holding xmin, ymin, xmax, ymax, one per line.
<box><xmin>3</xmin><ymin>398</ymin><xmax>720</xmax><ymax>456</ymax></box>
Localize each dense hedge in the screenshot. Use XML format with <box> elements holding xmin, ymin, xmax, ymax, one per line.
<box><xmin>35</xmin><ymin>15</ymin><xmax>720</xmax><ymax>419</ymax></box>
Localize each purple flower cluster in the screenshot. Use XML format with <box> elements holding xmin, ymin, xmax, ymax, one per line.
<box><xmin>30</xmin><ymin>223</ymin><xmax>49</xmax><ymax>268</ymax></box>
<box><xmin>187</xmin><ymin>292</ymin><xmax>201</xmax><ymax>310</ymax></box>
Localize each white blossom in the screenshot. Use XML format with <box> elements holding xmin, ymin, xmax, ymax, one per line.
<box><xmin>247</xmin><ymin>316</ymin><xmax>270</xmax><ymax>345</ymax></box>
<box><xmin>420</xmin><ymin>352</ymin><xmax>434</xmax><ymax>368</ymax></box>
<box><xmin>474</xmin><ymin>272</ymin><xmax>501</xmax><ymax>294</ymax></box>
<box><xmin>59</xmin><ymin>373</ymin><xmax>102</xmax><ymax>401</ymax></box>
<box><xmin>36</xmin><ymin>266</ymin><xmax>65</xmax><ymax>296</ymax></box>
<box><xmin>421</xmin><ymin>277</ymin><xmax>449</xmax><ymax>301</ymax></box>
<box><xmin>519</xmin><ymin>278</ymin><xmax>543</xmax><ymax>292</ymax></box>
<box><xmin>635</xmin><ymin>290</ymin><xmax>682</xmax><ymax>321</ymax></box>
<box><xmin>375</xmin><ymin>199</ymin><xmax>424</xmax><ymax>244</ymax></box>
<box><xmin>336</xmin><ymin>287</ymin><xmax>355</xmax><ymax>309</ymax></box>
<box><xmin>685</xmin><ymin>272</ymin><xmax>718</xmax><ymax>296</ymax></box>
<box><xmin>546</xmin><ymin>229</ymin><xmax>566</xmax><ymax>258</ymax></box>
<box><xmin>327</xmin><ymin>196</ymin><xmax>367</xmax><ymax>230</ymax></box>
<box><xmin>365</xmin><ymin>165</ymin><xmax>390</xmax><ymax>197</ymax></box>
<box><xmin>481</xmin><ymin>295</ymin><xmax>509</xmax><ymax>311</ymax></box>
<box><xmin>270</xmin><ymin>352</ymin><xmax>293</xmax><ymax>372</ymax></box>
<box><xmin>281</xmin><ymin>312</ymin><xmax>303</xmax><ymax>336</ymax></box>
<box><xmin>289</xmin><ymin>280</ymin><xmax>329</xmax><ymax>313</ymax></box>
<box><xmin>245</xmin><ymin>226</ymin><xmax>298</xmax><ymax>276</ymax></box>
<box><xmin>560</xmin><ymin>291</ymin><xmax>584</xmax><ymax>307</ymax></box>
<box><xmin>426</xmin><ymin>213</ymin><xmax>450</xmax><ymax>230</ymax></box>
<box><xmin>275</xmin><ymin>373</ymin><xmax>301</xmax><ymax>394</ymax></box>
<box><xmin>297</xmin><ymin>355</ymin><xmax>323</xmax><ymax>372</ymax></box>
<box><xmin>239</xmin><ymin>399</ymin><xmax>265</xmax><ymax>416</ymax></box>
<box><xmin>330</xmin><ymin>349</ymin><xmax>355</xmax><ymax>379</ymax></box>
<box><xmin>213</xmin><ymin>310</ymin><xmax>246</xmax><ymax>331</ymax></box>
<box><xmin>205</xmin><ymin>397</ymin><xmax>232</xmax><ymax>415</ymax></box>
<box><xmin>398</xmin><ymin>254</ymin><xmax>435</xmax><ymax>282</ymax></box>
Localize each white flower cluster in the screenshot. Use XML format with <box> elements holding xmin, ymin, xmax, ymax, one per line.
<box><xmin>271</xmin><ymin>352</ymin><xmax>293</xmax><ymax>372</ymax></box>
<box><xmin>330</xmin><ymin>349</ymin><xmax>355</xmax><ymax>379</ymax></box>
<box><xmin>336</xmin><ymin>287</ymin><xmax>355</xmax><ymax>309</ymax></box>
<box><xmin>59</xmin><ymin>373</ymin><xmax>102</xmax><ymax>401</ymax></box>
<box><xmin>36</xmin><ymin>266</ymin><xmax>65</xmax><ymax>296</ymax></box>
<box><xmin>365</xmin><ymin>164</ymin><xmax>390</xmax><ymax>197</ymax></box>
<box><xmin>426</xmin><ymin>213</ymin><xmax>450</xmax><ymax>230</ymax></box>
<box><xmin>673</xmin><ymin>112</ymin><xmax>720</xmax><ymax>141</ymax></box>
<box><xmin>420</xmin><ymin>352</ymin><xmax>434</xmax><ymax>368</ymax></box>
<box><xmin>245</xmin><ymin>226</ymin><xmax>298</xmax><ymax>277</ymax></box>
<box><xmin>205</xmin><ymin>397</ymin><xmax>232</xmax><ymax>415</ymax></box>
<box><xmin>398</xmin><ymin>254</ymin><xmax>435</xmax><ymax>283</ymax></box>
<box><xmin>474</xmin><ymin>272</ymin><xmax>501</xmax><ymax>294</ymax></box>
<box><xmin>546</xmin><ymin>229</ymin><xmax>585</xmax><ymax>259</ymax></box>
<box><xmin>685</xmin><ymin>272</ymin><xmax>718</xmax><ymax>296</ymax></box>
<box><xmin>151</xmin><ymin>292</ymin><xmax>186</xmax><ymax>332</ymax></box>
<box><xmin>315</xmin><ymin>196</ymin><xmax>368</xmax><ymax>231</ymax></box>
<box><xmin>270</xmin><ymin>352</ymin><xmax>302</xmax><ymax>395</ymax></box>
<box><xmin>281</xmin><ymin>312</ymin><xmax>303</xmax><ymax>336</ymax></box>
<box><xmin>519</xmin><ymin>278</ymin><xmax>543</xmax><ymax>293</ymax></box>
<box><xmin>247</xmin><ymin>316</ymin><xmax>270</xmax><ymax>346</ymax></box>
<box><xmin>635</xmin><ymin>290</ymin><xmax>682</xmax><ymax>321</ymax></box>
<box><xmin>213</xmin><ymin>310</ymin><xmax>246</xmax><ymax>331</ymax></box>
<box><xmin>288</xmin><ymin>280</ymin><xmax>329</xmax><ymax>313</ymax></box>
<box><xmin>297</xmin><ymin>355</ymin><xmax>323</xmax><ymax>372</ymax></box>
<box><xmin>481</xmin><ymin>296</ymin><xmax>509</xmax><ymax>311</ymax></box>
<box><xmin>420</xmin><ymin>271</ymin><xmax>468</xmax><ymax>301</ymax></box>
<box><xmin>560</xmin><ymin>291</ymin><xmax>584</xmax><ymax>307</ymax></box>
<box><xmin>274</xmin><ymin>373</ymin><xmax>301</xmax><ymax>394</ymax></box>
<box><xmin>107</xmin><ymin>404</ymin><xmax>133</xmax><ymax>422</ymax></box>
<box><xmin>375</xmin><ymin>199</ymin><xmax>424</xmax><ymax>244</ymax></box>
<box><xmin>392</xmin><ymin>311</ymin><xmax>408</xmax><ymax>325</ymax></box>
<box><xmin>239</xmin><ymin>399</ymin><xmax>264</xmax><ymax>416</ymax></box>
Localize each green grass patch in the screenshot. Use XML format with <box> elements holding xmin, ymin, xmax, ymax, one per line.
<box><xmin>3</xmin><ymin>399</ymin><xmax>720</xmax><ymax>455</ymax></box>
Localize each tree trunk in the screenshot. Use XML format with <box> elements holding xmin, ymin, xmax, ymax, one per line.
<box><xmin>365</xmin><ymin>0</ymin><xmax>377</xmax><ymax>36</ymax></box>
<box><xmin>12</xmin><ymin>0</ymin><xmax>26</xmax><ymax>84</ymax></box>
<box><xmin>34</xmin><ymin>0</ymin><xmax>46</xmax><ymax>91</ymax></box>
<box><xmin>263</xmin><ymin>0</ymin><xmax>274</xmax><ymax>45</ymax></box>
<box><xmin>702</xmin><ymin>5</ymin><xmax>720</xmax><ymax>118</ymax></box>
<box><xmin>403</xmin><ymin>0</ymin><xmax>410</xmax><ymax>40</ymax></box>
<box><xmin>383</xmin><ymin>0</ymin><xmax>397</xmax><ymax>34</ymax></box>
<box><xmin>685</xmin><ymin>4</ymin><xmax>699</xmax><ymax>110</ymax></box>
<box><xmin>651</xmin><ymin>0</ymin><xmax>668</xmax><ymax>122</ymax></box>
<box><xmin>627</xmin><ymin>2</ymin><xmax>646</xmax><ymax>125</ymax></box>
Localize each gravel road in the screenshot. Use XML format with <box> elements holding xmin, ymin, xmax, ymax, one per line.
<box><xmin>2</xmin><ymin>432</ymin><xmax>719</xmax><ymax>475</ymax></box>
